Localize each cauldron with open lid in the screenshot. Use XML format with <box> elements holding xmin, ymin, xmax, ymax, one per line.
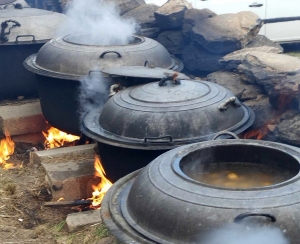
<box><xmin>0</xmin><ymin>4</ymin><xmax>67</xmax><ymax>99</ymax></box>
<box><xmin>24</xmin><ymin>34</ymin><xmax>183</xmax><ymax>135</ymax></box>
<box><xmin>81</xmin><ymin>79</ymin><xmax>255</xmax><ymax>182</ymax></box>
<box><xmin>101</xmin><ymin>134</ymin><xmax>300</xmax><ymax>243</ymax></box>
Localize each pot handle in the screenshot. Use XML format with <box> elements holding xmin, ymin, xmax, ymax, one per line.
<box><xmin>144</xmin><ymin>135</ymin><xmax>174</xmax><ymax>146</ymax></box>
<box><xmin>234</xmin><ymin>212</ymin><xmax>276</xmax><ymax>223</ymax></box>
<box><xmin>212</xmin><ymin>131</ymin><xmax>239</xmax><ymax>140</ymax></box>
<box><xmin>88</xmin><ymin>70</ymin><xmax>103</xmax><ymax>77</ymax></box>
<box><xmin>218</xmin><ymin>96</ymin><xmax>241</xmax><ymax>111</ymax></box>
<box><xmin>99</xmin><ymin>51</ymin><xmax>122</xmax><ymax>58</ymax></box>
<box><xmin>15</xmin><ymin>35</ymin><xmax>36</xmax><ymax>44</ymax></box>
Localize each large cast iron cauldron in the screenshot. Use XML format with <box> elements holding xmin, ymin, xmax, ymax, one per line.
<box><xmin>24</xmin><ymin>34</ymin><xmax>183</xmax><ymax>135</ymax></box>
<box><xmin>81</xmin><ymin>80</ymin><xmax>255</xmax><ymax>182</ymax></box>
<box><xmin>101</xmin><ymin>137</ymin><xmax>300</xmax><ymax>244</ymax></box>
<box><xmin>0</xmin><ymin>5</ymin><xmax>67</xmax><ymax>99</ymax></box>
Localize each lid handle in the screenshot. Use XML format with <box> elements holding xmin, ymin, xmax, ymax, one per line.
<box><xmin>88</xmin><ymin>70</ymin><xmax>103</xmax><ymax>78</ymax></box>
<box><xmin>144</xmin><ymin>60</ymin><xmax>155</xmax><ymax>68</ymax></box>
<box><xmin>158</xmin><ymin>72</ymin><xmax>181</xmax><ymax>87</ymax></box>
<box><xmin>99</xmin><ymin>51</ymin><xmax>122</xmax><ymax>58</ymax></box>
<box><xmin>212</xmin><ymin>131</ymin><xmax>239</xmax><ymax>140</ymax></box>
<box><xmin>234</xmin><ymin>212</ymin><xmax>276</xmax><ymax>223</ymax></box>
<box><xmin>15</xmin><ymin>35</ymin><xmax>36</xmax><ymax>44</ymax></box>
<box><xmin>218</xmin><ymin>96</ymin><xmax>241</xmax><ymax>111</ymax></box>
<box><xmin>144</xmin><ymin>135</ymin><xmax>174</xmax><ymax>146</ymax></box>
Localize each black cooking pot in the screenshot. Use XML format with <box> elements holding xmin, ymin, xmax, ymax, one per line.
<box><xmin>0</xmin><ymin>5</ymin><xmax>67</xmax><ymax>99</ymax></box>
<box><xmin>101</xmin><ymin>136</ymin><xmax>300</xmax><ymax>243</ymax></box>
<box><xmin>81</xmin><ymin>80</ymin><xmax>255</xmax><ymax>182</ymax></box>
<box><xmin>24</xmin><ymin>34</ymin><xmax>183</xmax><ymax>135</ymax></box>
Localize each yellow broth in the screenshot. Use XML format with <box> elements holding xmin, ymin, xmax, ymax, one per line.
<box><xmin>188</xmin><ymin>163</ymin><xmax>294</xmax><ymax>189</ymax></box>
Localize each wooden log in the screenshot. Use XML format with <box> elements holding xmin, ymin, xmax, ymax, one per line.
<box><xmin>44</xmin><ymin>199</ymin><xmax>92</xmax><ymax>207</ymax></box>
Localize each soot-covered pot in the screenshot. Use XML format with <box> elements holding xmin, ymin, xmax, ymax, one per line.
<box><xmin>24</xmin><ymin>34</ymin><xmax>183</xmax><ymax>135</ymax></box>
<box><xmin>82</xmin><ymin>80</ymin><xmax>255</xmax><ymax>181</ymax></box>
<box><xmin>101</xmin><ymin>137</ymin><xmax>300</xmax><ymax>244</ymax></box>
<box><xmin>0</xmin><ymin>5</ymin><xmax>67</xmax><ymax>99</ymax></box>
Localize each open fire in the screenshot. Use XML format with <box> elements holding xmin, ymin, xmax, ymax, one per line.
<box><xmin>0</xmin><ymin>130</ymin><xmax>15</xmax><ymax>169</ymax></box>
<box><xmin>88</xmin><ymin>155</ymin><xmax>112</xmax><ymax>209</ymax></box>
<box><xmin>42</xmin><ymin>127</ymin><xmax>80</xmax><ymax>149</ymax></box>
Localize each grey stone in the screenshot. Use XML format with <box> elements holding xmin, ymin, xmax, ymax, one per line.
<box><xmin>238</xmin><ymin>53</ymin><xmax>300</xmax><ymax>94</ymax></box>
<box><xmin>122</xmin><ymin>4</ymin><xmax>159</xmax><ymax>28</ymax></box>
<box><xmin>66</xmin><ymin>209</ymin><xmax>101</xmax><ymax>232</ymax></box>
<box><xmin>274</xmin><ymin>111</ymin><xmax>300</xmax><ymax>147</ymax></box>
<box><xmin>154</xmin><ymin>0</ymin><xmax>192</xmax><ymax>30</ymax></box>
<box><xmin>157</xmin><ymin>30</ymin><xmax>184</xmax><ymax>56</ymax></box>
<box><xmin>182</xmin><ymin>42</ymin><xmax>223</xmax><ymax>74</ymax></box>
<box><xmin>192</xmin><ymin>11</ymin><xmax>262</xmax><ymax>54</ymax></box>
<box><xmin>182</xmin><ymin>8</ymin><xmax>217</xmax><ymax>41</ymax></box>
<box><xmin>245</xmin><ymin>35</ymin><xmax>284</xmax><ymax>52</ymax></box>
<box><xmin>107</xmin><ymin>0</ymin><xmax>145</xmax><ymax>15</ymax></box>
<box><xmin>139</xmin><ymin>27</ymin><xmax>160</xmax><ymax>38</ymax></box>
<box><xmin>269</xmin><ymin>73</ymin><xmax>300</xmax><ymax>110</ymax></box>
<box><xmin>219</xmin><ymin>46</ymin><xmax>283</xmax><ymax>71</ymax></box>
<box><xmin>206</xmin><ymin>71</ymin><xmax>263</xmax><ymax>102</ymax></box>
<box><xmin>244</xmin><ymin>95</ymin><xmax>276</xmax><ymax>130</ymax></box>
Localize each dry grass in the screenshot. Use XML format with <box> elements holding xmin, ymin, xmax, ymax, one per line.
<box><xmin>0</xmin><ymin>145</ymin><xmax>116</xmax><ymax>244</ymax></box>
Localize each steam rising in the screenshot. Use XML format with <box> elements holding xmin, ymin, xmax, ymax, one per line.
<box><xmin>57</xmin><ymin>0</ymin><xmax>138</xmax><ymax>45</ymax></box>
<box><xmin>78</xmin><ymin>74</ymin><xmax>109</xmax><ymax>121</ymax></box>
<box><xmin>200</xmin><ymin>224</ymin><xmax>289</xmax><ymax>244</ymax></box>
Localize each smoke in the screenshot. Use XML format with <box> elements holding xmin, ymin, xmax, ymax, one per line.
<box><xmin>77</xmin><ymin>73</ymin><xmax>109</xmax><ymax>122</ymax></box>
<box><xmin>199</xmin><ymin>223</ymin><xmax>289</xmax><ymax>244</ymax></box>
<box><xmin>56</xmin><ymin>0</ymin><xmax>138</xmax><ymax>45</ymax></box>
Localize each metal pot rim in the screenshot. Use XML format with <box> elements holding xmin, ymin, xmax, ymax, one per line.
<box><xmin>101</xmin><ymin>139</ymin><xmax>300</xmax><ymax>244</ymax></box>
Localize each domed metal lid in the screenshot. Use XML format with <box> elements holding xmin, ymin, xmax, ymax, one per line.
<box><xmin>82</xmin><ymin>80</ymin><xmax>255</xmax><ymax>149</ymax></box>
<box><xmin>0</xmin><ymin>8</ymin><xmax>67</xmax><ymax>45</ymax></box>
<box><xmin>24</xmin><ymin>34</ymin><xmax>183</xmax><ymax>80</ymax></box>
<box><xmin>101</xmin><ymin>139</ymin><xmax>300</xmax><ymax>244</ymax></box>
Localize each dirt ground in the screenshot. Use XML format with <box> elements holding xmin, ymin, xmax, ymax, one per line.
<box><xmin>0</xmin><ymin>141</ymin><xmax>117</xmax><ymax>244</ymax></box>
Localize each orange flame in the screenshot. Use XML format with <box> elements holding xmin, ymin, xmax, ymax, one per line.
<box><xmin>243</xmin><ymin>124</ymin><xmax>270</xmax><ymax>140</ymax></box>
<box><xmin>88</xmin><ymin>155</ymin><xmax>112</xmax><ymax>208</ymax></box>
<box><xmin>0</xmin><ymin>130</ymin><xmax>15</xmax><ymax>169</ymax></box>
<box><xmin>42</xmin><ymin>127</ymin><xmax>80</xmax><ymax>149</ymax></box>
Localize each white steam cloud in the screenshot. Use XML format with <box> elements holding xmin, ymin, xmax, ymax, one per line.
<box><xmin>78</xmin><ymin>74</ymin><xmax>109</xmax><ymax>121</ymax></box>
<box><xmin>56</xmin><ymin>0</ymin><xmax>138</xmax><ymax>45</ymax></box>
<box><xmin>200</xmin><ymin>224</ymin><xmax>289</xmax><ymax>244</ymax></box>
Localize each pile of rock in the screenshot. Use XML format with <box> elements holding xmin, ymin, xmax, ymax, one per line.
<box><xmin>122</xmin><ymin>0</ymin><xmax>300</xmax><ymax>147</ymax></box>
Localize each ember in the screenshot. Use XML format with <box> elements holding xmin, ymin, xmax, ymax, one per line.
<box><xmin>88</xmin><ymin>155</ymin><xmax>112</xmax><ymax>208</ymax></box>
<box><xmin>0</xmin><ymin>130</ymin><xmax>15</xmax><ymax>169</ymax></box>
<box><xmin>42</xmin><ymin>127</ymin><xmax>80</xmax><ymax>149</ymax></box>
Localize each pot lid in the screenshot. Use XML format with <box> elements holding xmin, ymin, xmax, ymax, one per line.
<box><xmin>101</xmin><ymin>139</ymin><xmax>300</xmax><ymax>244</ymax></box>
<box><xmin>101</xmin><ymin>66</ymin><xmax>189</xmax><ymax>79</ymax></box>
<box><xmin>0</xmin><ymin>8</ymin><xmax>67</xmax><ymax>45</ymax></box>
<box><xmin>81</xmin><ymin>80</ymin><xmax>255</xmax><ymax>149</ymax></box>
<box><xmin>0</xmin><ymin>0</ymin><xmax>15</xmax><ymax>5</ymax></box>
<box><xmin>24</xmin><ymin>34</ymin><xmax>183</xmax><ymax>80</ymax></box>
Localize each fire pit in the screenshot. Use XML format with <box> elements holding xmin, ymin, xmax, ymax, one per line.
<box><xmin>24</xmin><ymin>34</ymin><xmax>183</xmax><ymax>135</ymax></box>
<box><xmin>0</xmin><ymin>6</ymin><xmax>67</xmax><ymax>99</ymax></box>
<box><xmin>101</xmin><ymin>138</ymin><xmax>300</xmax><ymax>243</ymax></box>
<box><xmin>82</xmin><ymin>80</ymin><xmax>255</xmax><ymax>181</ymax></box>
